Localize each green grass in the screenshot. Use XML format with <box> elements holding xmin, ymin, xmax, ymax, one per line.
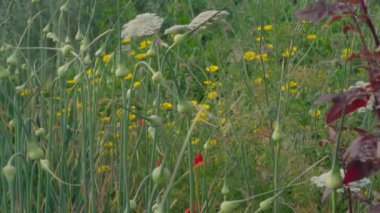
<box><xmin>1</xmin><ymin>0</ymin><xmax>380</xmax><ymax>212</ymax></box>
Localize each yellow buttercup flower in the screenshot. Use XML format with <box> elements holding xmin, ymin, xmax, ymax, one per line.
<box><xmin>306</xmin><ymin>34</ymin><xmax>317</xmax><ymax>40</ymax></box>
<box><xmin>341</xmin><ymin>48</ymin><xmax>353</xmax><ymax>60</ymax></box>
<box><xmin>191</xmin><ymin>138</ymin><xmax>200</xmax><ymax>145</ymax></box>
<box><xmin>129</xmin><ymin>114</ymin><xmax>136</xmax><ymax>121</ymax></box>
<box><xmin>259</xmin><ymin>53</ymin><xmax>268</xmax><ymax>61</ymax></box>
<box><xmin>122</xmin><ymin>37</ymin><xmax>131</xmax><ymax>44</ymax></box>
<box><xmin>255</xmin><ymin>77</ymin><xmax>263</xmax><ymax>84</ymax></box>
<box><xmin>282</xmin><ymin>46</ymin><xmax>297</xmax><ymax>58</ymax></box>
<box><xmin>135</xmin><ymin>53</ymin><xmax>147</xmax><ymax>60</ymax></box>
<box><xmin>203</xmin><ymin>80</ymin><xmax>213</xmax><ymax>85</ymax></box>
<box><xmin>139</xmin><ymin>40</ymin><xmax>151</xmax><ymax>49</ymax></box>
<box><xmin>263</xmin><ymin>25</ymin><xmax>273</xmax><ymax>31</ymax></box>
<box><xmin>161</xmin><ymin>102</ymin><xmax>173</xmax><ymax>110</ymax></box>
<box><xmin>103</xmin><ymin>54</ymin><xmax>112</xmax><ymax>63</ymax></box>
<box><xmin>133</xmin><ymin>81</ymin><xmax>141</xmax><ymax>88</ymax></box>
<box><xmin>256</xmin><ymin>36</ymin><xmax>264</xmax><ymax>42</ymax></box>
<box><xmin>244</xmin><ymin>51</ymin><xmax>257</xmax><ymax>61</ymax></box>
<box><xmin>288</xmin><ymin>81</ymin><xmax>298</xmax><ymax>88</ymax></box>
<box><xmin>124</xmin><ymin>72</ymin><xmax>133</xmax><ymax>80</ymax></box>
<box><xmin>66</xmin><ymin>79</ymin><xmax>75</xmax><ymax>85</ymax></box>
<box><xmin>205</xmin><ymin>65</ymin><xmax>219</xmax><ymax>72</ymax></box>
<box><xmin>101</xmin><ymin>116</ymin><xmax>111</xmax><ymax>123</ymax></box>
<box><xmin>207</xmin><ymin>91</ymin><xmax>218</xmax><ymax>99</ymax></box>
<box><xmin>309</xmin><ymin>109</ymin><xmax>321</xmax><ymax>117</ymax></box>
<box><xmin>191</xmin><ymin>100</ymin><xmax>198</xmax><ymax>105</ymax></box>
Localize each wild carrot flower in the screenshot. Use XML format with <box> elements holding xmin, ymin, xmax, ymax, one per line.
<box><xmin>121</xmin><ymin>13</ymin><xmax>164</xmax><ymax>39</ymax></box>
<box><xmin>306</xmin><ymin>34</ymin><xmax>317</xmax><ymax>40</ymax></box>
<box><xmin>205</xmin><ymin>65</ymin><xmax>219</xmax><ymax>72</ymax></box>
<box><xmin>244</xmin><ymin>51</ymin><xmax>257</xmax><ymax>61</ymax></box>
<box><xmin>188</xmin><ymin>10</ymin><xmax>229</xmax><ymax>31</ymax></box>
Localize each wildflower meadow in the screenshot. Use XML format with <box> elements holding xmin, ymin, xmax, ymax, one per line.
<box><xmin>2</xmin><ymin>0</ymin><xmax>380</xmax><ymax>212</ymax></box>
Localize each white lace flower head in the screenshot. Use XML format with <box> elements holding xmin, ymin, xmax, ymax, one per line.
<box><xmin>188</xmin><ymin>10</ymin><xmax>229</xmax><ymax>31</ymax></box>
<box><xmin>121</xmin><ymin>13</ymin><xmax>164</xmax><ymax>39</ymax></box>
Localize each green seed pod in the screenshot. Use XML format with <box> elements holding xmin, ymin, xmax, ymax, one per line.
<box><xmin>27</xmin><ymin>142</ymin><xmax>44</xmax><ymax>160</ymax></box>
<box><xmin>95</xmin><ymin>45</ymin><xmax>105</xmax><ymax>57</ymax></box>
<box><xmin>325</xmin><ymin>169</ymin><xmax>342</xmax><ymax>190</ymax></box>
<box><xmin>258</xmin><ymin>196</ymin><xmax>275</xmax><ymax>211</ymax></box>
<box><xmin>221</xmin><ymin>180</ymin><xmax>230</xmax><ymax>195</ymax></box>
<box><xmin>147</xmin><ymin>115</ymin><xmax>162</xmax><ymax>127</ymax></box>
<box><xmin>57</xmin><ymin>63</ymin><xmax>70</xmax><ymax>78</ymax></box>
<box><xmin>75</xmin><ymin>28</ymin><xmax>83</xmax><ymax>41</ymax></box>
<box><xmin>151</xmin><ymin>71</ymin><xmax>165</xmax><ymax>85</ymax></box>
<box><xmin>2</xmin><ymin>164</ymin><xmax>16</xmax><ymax>183</ymax></box>
<box><xmin>80</xmin><ymin>37</ymin><xmax>89</xmax><ymax>54</ymax></box>
<box><xmin>115</xmin><ymin>64</ymin><xmax>129</xmax><ymax>78</ymax></box>
<box><xmin>129</xmin><ymin>199</ymin><xmax>137</xmax><ymax>210</ymax></box>
<box><xmin>7</xmin><ymin>50</ymin><xmax>20</xmax><ymax>66</ymax></box>
<box><xmin>83</xmin><ymin>54</ymin><xmax>92</xmax><ymax>65</ymax></box>
<box><xmin>219</xmin><ymin>200</ymin><xmax>241</xmax><ymax>213</ymax></box>
<box><xmin>173</xmin><ymin>34</ymin><xmax>186</xmax><ymax>44</ymax></box>
<box><xmin>0</xmin><ymin>66</ymin><xmax>11</xmax><ymax>79</ymax></box>
<box><xmin>152</xmin><ymin>165</ymin><xmax>170</xmax><ymax>185</ymax></box>
<box><xmin>35</xmin><ymin>127</ymin><xmax>46</xmax><ymax>137</ymax></box>
<box><xmin>61</xmin><ymin>44</ymin><xmax>73</xmax><ymax>57</ymax></box>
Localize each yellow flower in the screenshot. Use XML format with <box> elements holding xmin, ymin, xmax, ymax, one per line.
<box><xmin>244</xmin><ymin>51</ymin><xmax>257</xmax><ymax>61</ymax></box>
<box><xmin>209</xmin><ymin>139</ymin><xmax>217</xmax><ymax>145</ymax></box>
<box><xmin>259</xmin><ymin>53</ymin><xmax>268</xmax><ymax>61</ymax></box>
<box><xmin>129</xmin><ymin>114</ymin><xmax>136</xmax><ymax>121</ymax></box>
<box><xmin>66</xmin><ymin>79</ymin><xmax>75</xmax><ymax>84</ymax></box>
<box><xmin>20</xmin><ymin>89</ymin><xmax>31</xmax><ymax>96</ymax></box>
<box><xmin>309</xmin><ymin>109</ymin><xmax>321</xmax><ymax>117</ymax></box>
<box><xmin>103</xmin><ymin>54</ymin><xmax>112</xmax><ymax>63</ymax></box>
<box><xmin>135</xmin><ymin>53</ymin><xmax>147</xmax><ymax>60</ymax></box>
<box><xmin>341</xmin><ymin>48</ymin><xmax>353</xmax><ymax>60</ymax></box>
<box><xmin>256</xmin><ymin>36</ymin><xmax>264</xmax><ymax>42</ymax></box>
<box><xmin>203</xmin><ymin>80</ymin><xmax>212</xmax><ymax>85</ymax></box>
<box><xmin>282</xmin><ymin>46</ymin><xmax>297</xmax><ymax>58</ymax></box>
<box><xmin>77</xmin><ymin>101</ymin><xmax>82</xmax><ymax>111</ymax></box>
<box><xmin>129</xmin><ymin>50</ymin><xmax>136</xmax><ymax>56</ymax></box>
<box><xmin>101</xmin><ymin>116</ymin><xmax>111</xmax><ymax>123</ymax></box>
<box><xmin>207</xmin><ymin>91</ymin><xmax>218</xmax><ymax>99</ymax></box>
<box><xmin>220</xmin><ymin>117</ymin><xmax>226</xmax><ymax>125</ymax></box>
<box><xmin>211</xmin><ymin>81</ymin><xmax>222</xmax><ymax>88</ymax></box>
<box><xmin>288</xmin><ymin>81</ymin><xmax>298</xmax><ymax>88</ymax></box>
<box><xmin>263</xmin><ymin>25</ymin><xmax>273</xmax><ymax>31</ymax></box>
<box><xmin>281</xmin><ymin>85</ymin><xmax>287</xmax><ymax>92</ymax></box>
<box><xmin>205</xmin><ymin>65</ymin><xmax>219</xmax><ymax>72</ymax></box>
<box><xmin>122</xmin><ymin>37</ymin><xmax>131</xmax><ymax>44</ymax></box>
<box><xmin>161</xmin><ymin>102</ymin><xmax>173</xmax><ymax>110</ymax></box>
<box><xmin>133</xmin><ymin>81</ymin><xmax>141</xmax><ymax>88</ymax></box>
<box><xmin>199</xmin><ymin>104</ymin><xmax>210</xmax><ymax>110</ymax></box>
<box><xmin>86</xmin><ymin>68</ymin><xmax>92</xmax><ymax>76</ymax></box>
<box><xmin>255</xmin><ymin>26</ymin><xmax>262</xmax><ymax>31</ymax></box>
<box><xmin>103</xmin><ymin>141</ymin><xmax>113</xmax><ymax>148</ymax></box>
<box><xmin>255</xmin><ymin>77</ymin><xmax>263</xmax><ymax>84</ymax></box>
<box><xmin>306</xmin><ymin>34</ymin><xmax>317</xmax><ymax>40</ymax></box>
<box><xmin>289</xmin><ymin>89</ymin><xmax>297</xmax><ymax>95</ymax></box>
<box><xmin>266</xmin><ymin>44</ymin><xmax>273</xmax><ymax>49</ymax></box>
<box><xmin>97</xmin><ymin>165</ymin><xmax>111</xmax><ymax>173</ymax></box>
<box><xmin>139</xmin><ymin>40</ymin><xmax>151</xmax><ymax>49</ymax></box>
<box><xmin>191</xmin><ymin>138</ymin><xmax>200</xmax><ymax>145</ymax></box>
<box><xmin>124</xmin><ymin>72</ymin><xmax>133</xmax><ymax>80</ymax></box>
<box><xmin>191</xmin><ymin>100</ymin><xmax>198</xmax><ymax>105</ymax></box>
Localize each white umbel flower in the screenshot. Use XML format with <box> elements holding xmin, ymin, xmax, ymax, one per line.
<box><xmin>121</xmin><ymin>13</ymin><xmax>164</xmax><ymax>39</ymax></box>
<box><xmin>188</xmin><ymin>10</ymin><xmax>229</xmax><ymax>31</ymax></box>
<box><xmin>310</xmin><ymin>169</ymin><xmax>371</xmax><ymax>193</ymax></box>
<box><xmin>164</xmin><ymin>24</ymin><xmax>190</xmax><ymax>35</ymax></box>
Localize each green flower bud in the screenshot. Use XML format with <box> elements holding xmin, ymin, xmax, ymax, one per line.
<box><xmin>57</xmin><ymin>63</ymin><xmax>70</xmax><ymax>78</ymax></box>
<box><xmin>35</xmin><ymin>127</ymin><xmax>46</xmax><ymax>137</ymax></box>
<box><xmin>219</xmin><ymin>200</ymin><xmax>242</xmax><ymax>213</ymax></box>
<box><xmin>325</xmin><ymin>169</ymin><xmax>342</xmax><ymax>190</ymax></box>
<box><xmin>152</xmin><ymin>71</ymin><xmax>165</xmax><ymax>84</ymax></box>
<box><xmin>83</xmin><ymin>54</ymin><xmax>91</xmax><ymax>65</ymax></box>
<box><xmin>129</xmin><ymin>199</ymin><xmax>137</xmax><ymax>210</ymax></box>
<box><xmin>146</xmin><ymin>46</ymin><xmax>156</xmax><ymax>57</ymax></box>
<box><xmin>147</xmin><ymin>115</ymin><xmax>162</xmax><ymax>127</ymax></box>
<box><xmin>258</xmin><ymin>196</ymin><xmax>275</xmax><ymax>211</ymax></box>
<box><xmin>2</xmin><ymin>164</ymin><xmax>16</xmax><ymax>183</ymax></box>
<box><xmin>177</xmin><ymin>98</ymin><xmax>193</xmax><ymax>114</ymax></box>
<box><xmin>40</xmin><ymin>159</ymin><xmax>51</xmax><ymax>171</ymax></box>
<box><xmin>61</xmin><ymin>44</ymin><xmax>73</xmax><ymax>57</ymax></box>
<box><xmin>115</xmin><ymin>64</ymin><xmax>129</xmax><ymax>78</ymax></box>
<box><xmin>152</xmin><ymin>165</ymin><xmax>170</xmax><ymax>185</ymax></box>
<box><xmin>80</xmin><ymin>37</ymin><xmax>89</xmax><ymax>54</ymax></box>
<box><xmin>272</xmin><ymin>122</ymin><xmax>283</xmax><ymax>142</ymax></box>
<box><xmin>75</xmin><ymin>29</ymin><xmax>84</xmax><ymax>41</ymax></box>
<box><xmin>8</xmin><ymin>119</ymin><xmax>16</xmax><ymax>129</ymax></box>
<box><xmin>0</xmin><ymin>66</ymin><xmax>11</xmax><ymax>79</ymax></box>
<box><xmin>27</xmin><ymin>142</ymin><xmax>44</xmax><ymax>160</ymax></box>
<box><xmin>173</xmin><ymin>34</ymin><xmax>186</xmax><ymax>44</ymax></box>
<box><xmin>7</xmin><ymin>50</ymin><xmax>20</xmax><ymax>66</ymax></box>
<box><xmin>221</xmin><ymin>180</ymin><xmax>230</xmax><ymax>195</ymax></box>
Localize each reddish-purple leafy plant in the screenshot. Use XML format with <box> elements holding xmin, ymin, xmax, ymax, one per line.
<box><xmin>296</xmin><ymin>0</ymin><xmax>380</xmax><ymax>210</ymax></box>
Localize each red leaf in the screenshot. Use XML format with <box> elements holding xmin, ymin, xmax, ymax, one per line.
<box><xmin>326</xmin><ymin>98</ymin><xmax>368</xmax><ymax>123</ymax></box>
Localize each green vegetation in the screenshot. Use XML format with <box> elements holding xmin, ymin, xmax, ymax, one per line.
<box><xmin>1</xmin><ymin>0</ymin><xmax>379</xmax><ymax>212</ymax></box>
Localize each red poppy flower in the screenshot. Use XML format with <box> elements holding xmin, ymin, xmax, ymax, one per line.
<box><xmin>193</xmin><ymin>153</ymin><xmax>204</xmax><ymax>168</ymax></box>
